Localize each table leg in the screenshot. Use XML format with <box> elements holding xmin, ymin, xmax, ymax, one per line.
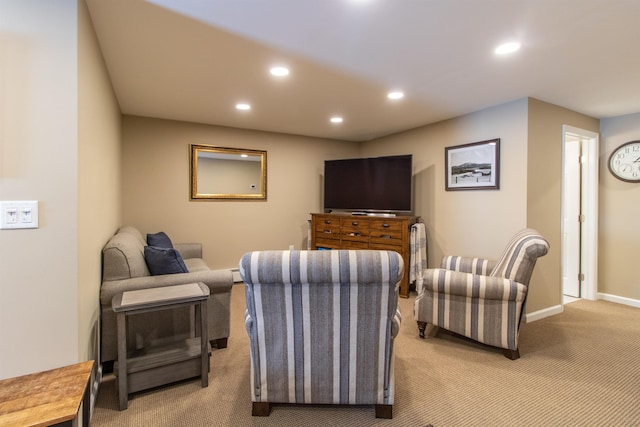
<box><xmin>199</xmin><ymin>301</ymin><xmax>208</xmax><ymax>387</ymax></box>
<box><xmin>116</xmin><ymin>312</ymin><xmax>128</xmax><ymax>410</ymax></box>
<box><xmin>81</xmin><ymin>366</ymin><xmax>91</xmax><ymax>426</ymax></box>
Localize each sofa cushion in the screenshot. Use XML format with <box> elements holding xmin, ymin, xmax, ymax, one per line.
<box><xmin>183</xmin><ymin>258</ymin><xmax>209</xmax><ymax>273</ymax></box>
<box><xmin>144</xmin><ymin>246</ymin><xmax>189</xmax><ymax>275</ymax></box>
<box><xmin>147</xmin><ymin>231</ymin><xmax>173</xmax><ymax>248</ymax></box>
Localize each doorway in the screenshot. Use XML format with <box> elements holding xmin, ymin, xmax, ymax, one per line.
<box><xmin>561</xmin><ymin>125</ymin><xmax>599</xmax><ymax>303</ymax></box>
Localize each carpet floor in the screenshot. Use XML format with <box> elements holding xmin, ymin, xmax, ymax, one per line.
<box><xmin>91</xmin><ymin>284</ymin><xmax>640</xmax><ymax>426</ymax></box>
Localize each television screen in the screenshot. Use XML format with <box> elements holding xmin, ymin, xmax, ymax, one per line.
<box><xmin>323</xmin><ymin>155</ymin><xmax>412</xmax><ymax>213</ymax></box>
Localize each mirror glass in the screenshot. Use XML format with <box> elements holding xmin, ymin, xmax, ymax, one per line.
<box><xmin>190</xmin><ymin>144</ymin><xmax>267</xmax><ymax>200</ymax></box>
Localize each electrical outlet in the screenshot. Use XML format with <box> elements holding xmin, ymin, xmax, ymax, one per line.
<box><xmin>21</xmin><ymin>207</ymin><xmax>32</xmax><ymax>223</ymax></box>
<box><xmin>5</xmin><ymin>208</ymin><xmax>17</xmax><ymax>224</ymax></box>
<box><xmin>0</xmin><ymin>201</ymin><xmax>39</xmax><ymax>229</ymax></box>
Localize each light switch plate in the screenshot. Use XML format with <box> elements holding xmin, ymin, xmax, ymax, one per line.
<box><xmin>0</xmin><ymin>201</ymin><xmax>39</xmax><ymax>229</ymax></box>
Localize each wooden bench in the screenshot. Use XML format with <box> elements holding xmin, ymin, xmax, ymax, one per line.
<box><xmin>0</xmin><ymin>360</ymin><xmax>94</xmax><ymax>426</ymax></box>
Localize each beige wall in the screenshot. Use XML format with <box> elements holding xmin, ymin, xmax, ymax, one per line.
<box><xmin>526</xmin><ymin>98</ymin><xmax>599</xmax><ymax>311</ymax></box>
<box><xmin>364</xmin><ymin>98</ymin><xmax>608</xmax><ymax>313</ymax></box>
<box><xmin>123</xmin><ymin>98</ymin><xmax>628</xmax><ymax>315</ymax></box>
<box><xmin>78</xmin><ymin>0</ymin><xmax>122</xmax><ymax>363</ymax></box>
<box><xmin>0</xmin><ymin>0</ymin><xmax>121</xmax><ymax>380</ymax></box>
<box><xmin>0</xmin><ymin>0</ymin><xmax>79</xmax><ymax>378</ymax></box>
<box><xmin>599</xmin><ymin>112</ymin><xmax>640</xmax><ymax>301</ymax></box>
<box><xmin>363</xmin><ymin>99</ymin><xmax>529</xmax><ymax>269</ymax></box>
<box><xmin>121</xmin><ymin>116</ymin><xmax>359</xmax><ymax>270</ymax></box>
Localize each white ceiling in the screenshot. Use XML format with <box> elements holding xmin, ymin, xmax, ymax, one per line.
<box><xmin>85</xmin><ymin>0</ymin><xmax>640</xmax><ymax>142</ymax></box>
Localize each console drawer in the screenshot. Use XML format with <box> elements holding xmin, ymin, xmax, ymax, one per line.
<box><xmin>340</xmin><ymin>217</ymin><xmax>370</xmax><ymax>233</ymax></box>
<box><xmin>315</xmin><ymin>236</ymin><xmax>341</xmax><ymax>249</ymax></box>
<box><xmin>340</xmin><ymin>239</ymin><xmax>370</xmax><ymax>249</ymax></box>
<box><xmin>370</xmin><ymin>237</ymin><xmax>403</xmax><ymax>248</ymax></box>
<box><xmin>314</xmin><ymin>215</ymin><xmax>340</xmax><ymax>236</ymax></box>
<box><xmin>369</xmin><ymin>219</ymin><xmax>403</xmax><ymax>237</ymax></box>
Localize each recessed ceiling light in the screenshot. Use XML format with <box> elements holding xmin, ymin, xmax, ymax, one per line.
<box><xmin>330</xmin><ymin>116</ymin><xmax>343</xmax><ymax>124</ymax></box>
<box><xmin>388</xmin><ymin>91</ymin><xmax>404</xmax><ymax>100</ymax></box>
<box><xmin>270</xmin><ymin>66</ymin><xmax>290</xmax><ymax>77</ymax></box>
<box><xmin>495</xmin><ymin>42</ymin><xmax>521</xmax><ymax>55</ymax></box>
<box><xmin>236</xmin><ymin>103</ymin><xmax>251</xmax><ymax>111</ymax></box>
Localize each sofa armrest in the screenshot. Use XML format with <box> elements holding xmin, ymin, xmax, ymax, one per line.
<box><xmin>423</xmin><ymin>269</ymin><xmax>527</xmax><ymax>302</ymax></box>
<box><xmin>440</xmin><ymin>256</ymin><xmax>497</xmax><ymax>275</ymax></box>
<box><xmin>174</xmin><ymin>243</ymin><xmax>202</xmax><ymax>259</ymax></box>
<box><xmin>100</xmin><ymin>268</ymin><xmax>232</xmax><ymax>307</ymax></box>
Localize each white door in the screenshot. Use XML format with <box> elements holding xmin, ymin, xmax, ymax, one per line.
<box><xmin>561</xmin><ymin>126</ymin><xmax>599</xmax><ymax>301</ymax></box>
<box><xmin>562</xmin><ymin>136</ymin><xmax>581</xmax><ymax>297</ymax></box>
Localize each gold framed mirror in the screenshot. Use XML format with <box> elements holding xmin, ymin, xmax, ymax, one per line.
<box><xmin>190</xmin><ymin>144</ymin><xmax>267</xmax><ymax>200</ymax></box>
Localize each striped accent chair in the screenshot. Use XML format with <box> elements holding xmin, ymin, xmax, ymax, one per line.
<box><xmin>239</xmin><ymin>250</ymin><xmax>404</xmax><ymax>418</ymax></box>
<box><xmin>414</xmin><ymin>229</ymin><xmax>549</xmax><ymax>359</ymax></box>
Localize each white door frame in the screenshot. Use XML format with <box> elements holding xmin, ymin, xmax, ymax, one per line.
<box><xmin>562</xmin><ymin>125</ymin><xmax>599</xmax><ymax>301</ymax></box>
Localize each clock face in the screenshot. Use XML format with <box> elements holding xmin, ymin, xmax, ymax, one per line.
<box><xmin>608</xmin><ymin>140</ymin><xmax>640</xmax><ymax>182</ymax></box>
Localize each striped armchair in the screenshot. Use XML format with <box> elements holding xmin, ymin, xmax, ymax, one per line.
<box><xmin>414</xmin><ymin>229</ymin><xmax>549</xmax><ymax>359</ymax></box>
<box><xmin>239</xmin><ymin>250</ymin><xmax>404</xmax><ymax>418</ymax></box>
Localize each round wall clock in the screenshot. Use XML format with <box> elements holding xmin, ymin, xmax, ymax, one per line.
<box><xmin>608</xmin><ymin>140</ymin><xmax>640</xmax><ymax>182</ymax></box>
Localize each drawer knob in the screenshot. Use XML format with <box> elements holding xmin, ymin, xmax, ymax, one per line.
<box><xmin>324</xmin><ymin>220</ymin><xmax>331</xmax><ymax>224</ymax></box>
<box><xmin>352</xmin><ymin>221</ymin><xmax>359</xmax><ymax>226</ymax></box>
<box><xmin>382</xmin><ymin>223</ymin><xmax>390</xmax><ymax>228</ymax></box>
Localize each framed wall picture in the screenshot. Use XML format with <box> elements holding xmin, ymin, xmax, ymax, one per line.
<box><xmin>445</xmin><ymin>138</ymin><xmax>500</xmax><ymax>191</ymax></box>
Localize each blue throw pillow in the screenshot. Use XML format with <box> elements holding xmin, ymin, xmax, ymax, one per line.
<box><xmin>144</xmin><ymin>246</ymin><xmax>188</xmax><ymax>275</ymax></box>
<box><xmin>147</xmin><ymin>231</ymin><xmax>173</xmax><ymax>248</ymax></box>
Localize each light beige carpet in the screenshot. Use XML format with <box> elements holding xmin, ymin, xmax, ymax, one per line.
<box><xmin>92</xmin><ymin>284</ymin><xmax>640</xmax><ymax>426</ymax></box>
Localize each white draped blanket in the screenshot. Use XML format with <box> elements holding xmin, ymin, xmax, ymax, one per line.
<box><xmin>410</xmin><ymin>223</ymin><xmax>428</xmax><ymax>293</ymax></box>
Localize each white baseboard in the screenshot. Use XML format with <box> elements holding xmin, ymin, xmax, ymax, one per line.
<box><xmin>597</xmin><ymin>293</ymin><xmax>640</xmax><ymax>308</ymax></box>
<box><xmin>526</xmin><ymin>293</ymin><xmax>640</xmax><ymax>324</ymax></box>
<box><xmin>526</xmin><ymin>304</ymin><xmax>564</xmax><ymax>323</ymax></box>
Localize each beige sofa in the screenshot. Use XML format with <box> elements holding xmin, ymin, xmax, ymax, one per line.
<box><xmin>100</xmin><ymin>226</ymin><xmax>234</xmax><ymax>364</ymax></box>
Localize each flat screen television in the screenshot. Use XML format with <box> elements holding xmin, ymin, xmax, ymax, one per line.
<box><xmin>323</xmin><ymin>154</ymin><xmax>412</xmax><ymax>214</ymax></box>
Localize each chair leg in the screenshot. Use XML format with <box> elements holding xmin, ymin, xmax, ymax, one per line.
<box><xmin>417</xmin><ymin>322</ymin><xmax>440</xmax><ymax>339</ymax></box>
<box><xmin>252</xmin><ymin>402</ymin><xmax>271</xmax><ymax>416</ymax></box>
<box><xmin>417</xmin><ymin>321</ymin><xmax>427</xmax><ymax>338</ymax></box>
<box><xmin>426</xmin><ymin>324</ymin><xmax>440</xmax><ymax>337</ymax></box>
<box><xmin>503</xmin><ymin>348</ymin><xmax>520</xmax><ymax>360</ymax></box>
<box><xmin>375</xmin><ymin>404</ymin><xmax>393</xmax><ymax>419</ymax></box>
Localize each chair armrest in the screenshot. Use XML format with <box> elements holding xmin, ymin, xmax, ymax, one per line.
<box><xmin>423</xmin><ymin>269</ymin><xmax>527</xmax><ymax>302</ymax></box>
<box><xmin>174</xmin><ymin>243</ymin><xmax>202</xmax><ymax>259</ymax></box>
<box><xmin>440</xmin><ymin>256</ymin><xmax>497</xmax><ymax>275</ymax></box>
<box><xmin>100</xmin><ymin>269</ymin><xmax>233</xmax><ymax>307</ymax></box>
<box><xmin>391</xmin><ymin>308</ymin><xmax>402</xmax><ymax>338</ymax></box>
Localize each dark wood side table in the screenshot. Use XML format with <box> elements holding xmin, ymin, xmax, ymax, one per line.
<box><xmin>0</xmin><ymin>360</ymin><xmax>94</xmax><ymax>427</ymax></box>
<box><xmin>112</xmin><ymin>282</ymin><xmax>210</xmax><ymax>410</ymax></box>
